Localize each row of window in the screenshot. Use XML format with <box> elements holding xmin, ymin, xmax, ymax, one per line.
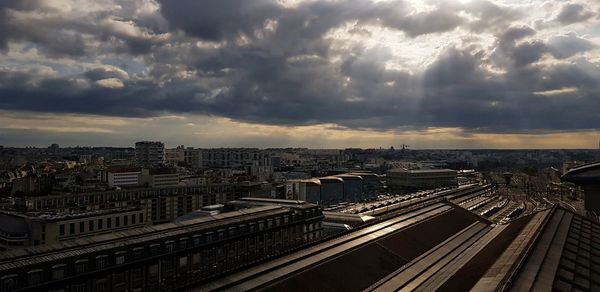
<box><xmin>31</xmin><ymin>186</ymin><xmax>233</xmax><ymax>208</ymax></box>
<box><xmin>59</xmin><ymin>213</ymin><xmax>144</xmax><ymax>236</ymax></box>
<box><xmin>0</xmin><ymin>213</ymin><xmax>322</xmax><ymax>291</ymax></box>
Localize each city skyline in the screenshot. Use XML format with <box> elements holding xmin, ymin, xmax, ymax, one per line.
<box><xmin>1</xmin><ymin>0</ymin><xmax>600</xmax><ymax>148</ymax></box>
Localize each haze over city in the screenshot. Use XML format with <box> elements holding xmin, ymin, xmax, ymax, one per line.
<box><xmin>1</xmin><ymin>0</ymin><xmax>600</xmax><ymax>148</ymax></box>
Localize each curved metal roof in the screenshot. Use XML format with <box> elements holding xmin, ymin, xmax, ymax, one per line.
<box><xmin>561</xmin><ymin>161</ymin><xmax>600</xmax><ymax>183</ymax></box>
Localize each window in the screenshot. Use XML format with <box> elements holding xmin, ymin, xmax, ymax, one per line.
<box><xmin>89</xmin><ymin>220</ymin><xmax>94</xmax><ymax>231</ymax></box>
<box><xmin>96</xmin><ymin>255</ymin><xmax>108</xmax><ymax>269</ymax></box>
<box><xmin>115</xmin><ymin>252</ymin><xmax>125</xmax><ymax>265</ymax></box>
<box><xmin>97</xmin><ymin>219</ymin><xmax>103</xmax><ymax>230</ymax></box>
<box><xmin>179</xmin><ymin>257</ymin><xmax>188</xmax><ymax>269</ymax></box>
<box><xmin>59</xmin><ymin>224</ymin><xmax>65</xmax><ymax>236</ymax></box>
<box><xmin>71</xmin><ymin>283</ymin><xmax>86</xmax><ymax>292</ymax></box>
<box><xmin>123</xmin><ymin>215</ymin><xmax>128</xmax><ymax>226</ymax></box>
<box><xmin>165</xmin><ymin>241</ymin><xmax>174</xmax><ymax>252</ymax></box>
<box><xmin>130</xmin><ymin>267</ymin><xmax>143</xmax><ymax>281</ymax></box>
<box><xmin>191</xmin><ymin>253</ymin><xmax>201</xmax><ymax>268</ymax></box>
<box><xmin>112</xmin><ymin>272</ymin><xmax>125</xmax><ymax>285</ymax></box>
<box><xmin>139</xmin><ymin>213</ymin><xmax>144</xmax><ymax>223</ymax></box>
<box><xmin>115</xmin><ymin>217</ymin><xmax>120</xmax><ymax>227</ymax></box>
<box><xmin>133</xmin><ymin>247</ymin><xmax>144</xmax><ymax>259</ymax></box>
<box><xmin>52</xmin><ymin>264</ymin><xmax>65</xmax><ymax>280</ymax></box>
<box><xmin>107</xmin><ymin>218</ymin><xmax>112</xmax><ymax>228</ymax></box>
<box><xmin>75</xmin><ymin>259</ymin><xmax>88</xmax><ymax>274</ymax></box>
<box><xmin>1</xmin><ymin>275</ymin><xmax>17</xmax><ymax>291</ymax></box>
<box><xmin>27</xmin><ymin>269</ymin><xmax>43</xmax><ymax>286</ymax></box>
<box><xmin>148</xmin><ymin>264</ymin><xmax>158</xmax><ymax>277</ymax></box>
<box><xmin>150</xmin><ymin>244</ymin><xmax>160</xmax><ymax>255</ymax></box>
<box><xmin>79</xmin><ymin>222</ymin><xmax>85</xmax><ymax>233</ymax></box>
<box><xmin>95</xmin><ymin>278</ymin><xmax>108</xmax><ymax>292</ymax></box>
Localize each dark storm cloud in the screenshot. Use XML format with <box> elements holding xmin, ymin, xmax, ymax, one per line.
<box><xmin>556</xmin><ymin>3</ymin><xmax>595</xmax><ymax>25</ymax></box>
<box><xmin>159</xmin><ymin>0</ymin><xmax>281</xmax><ymax>41</ymax></box>
<box><xmin>0</xmin><ymin>0</ymin><xmax>599</xmax><ymax>135</ymax></box>
<box><xmin>158</xmin><ymin>0</ymin><xmax>466</xmax><ymax>41</ymax></box>
<box><xmin>0</xmin><ymin>0</ymin><xmax>37</xmax><ymax>51</ymax></box>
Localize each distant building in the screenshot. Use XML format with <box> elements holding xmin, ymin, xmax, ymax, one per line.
<box><xmin>0</xmin><ymin>207</ymin><xmax>147</xmax><ymax>250</ymax></box>
<box><xmin>100</xmin><ymin>167</ymin><xmax>141</xmax><ymax>187</ymax></box>
<box><xmin>135</xmin><ymin>141</ymin><xmax>165</xmax><ymax>167</ymax></box>
<box><xmin>25</xmin><ymin>184</ymin><xmax>238</xmax><ymax>224</ymax></box>
<box><xmin>139</xmin><ymin>168</ymin><xmax>179</xmax><ymax>188</ymax></box>
<box><xmin>0</xmin><ymin>213</ymin><xmax>30</xmax><ymax>250</ymax></box>
<box><xmin>387</xmin><ymin>168</ymin><xmax>458</xmax><ymax>191</ymax></box>
<box><xmin>165</xmin><ymin>147</ymin><xmax>185</xmax><ymax>164</ymax></box>
<box><xmin>284</xmin><ymin>179</ymin><xmax>321</xmax><ymax>202</ymax></box>
<box><xmin>283</xmin><ymin>172</ymin><xmax>382</xmax><ymax>205</ymax></box>
<box><xmin>348</xmin><ymin>172</ymin><xmax>383</xmax><ymax>199</ymax></box>
<box><xmin>0</xmin><ymin>204</ymin><xmax>324</xmax><ymax>291</ymax></box>
<box><xmin>10</xmin><ymin>175</ymin><xmax>41</xmax><ymax>195</ymax></box>
<box><xmin>319</xmin><ymin>177</ymin><xmax>345</xmax><ymax>205</ymax></box>
<box><xmin>333</xmin><ymin>174</ymin><xmax>363</xmax><ymax>202</ymax></box>
<box><xmin>184</xmin><ymin>148</ymin><xmax>201</xmax><ymax>167</ymax></box>
<box><xmin>199</xmin><ymin>148</ymin><xmax>273</xmax><ymax>180</ymax></box>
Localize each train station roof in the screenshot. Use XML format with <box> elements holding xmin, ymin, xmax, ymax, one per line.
<box><xmin>196</xmin><ymin>203</ymin><xmax>599</xmax><ymax>291</ymax></box>
<box><xmin>562</xmin><ymin>161</ymin><xmax>600</xmax><ymax>183</ymax></box>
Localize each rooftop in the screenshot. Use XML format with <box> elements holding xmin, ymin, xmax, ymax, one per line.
<box><xmin>0</xmin><ymin>205</ymin><xmax>287</xmax><ymax>268</ymax></box>
<box><xmin>195</xmin><ymin>201</ymin><xmax>599</xmax><ymax>291</ymax></box>
<box><xmin>388</xmin><ymin>168</ymin><xmax>457</xmax><ymax>174</ymax></box>
<box><xmin>561</xmin><ymin>161</ymin><xmax>600</xmax><ymax>183</ymax></box>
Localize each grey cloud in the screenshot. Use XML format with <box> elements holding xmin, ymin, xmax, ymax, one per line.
<box><xmin>512</xmin><ymin>41</ymin><xmax>548</xmax><ymax>67</ymax></box>
<box><xmin>158</xmin><ymin>0</ymin><xmax>465</xmax><ymax>41</ymax></box>
<box><xmin>556</xmin><ymin>3</ymin><xmax>595</xmax><ymax>24</ymax></box>
<box><xmin>0</xmin><ymin>0</ymin><xmax>40</xmax><ymax>10</ymax></box>
<box><xmin>380</xmin><ymin>9</ymin><xmax>464</xmax><ymax>37</ymax></box>
<box><xmin>84</xmin><ymin>67</ymin><xmax>129</xmax><ymax>81</ymax></box>
<box><xmin>0</xmin><ymin>0</ymin><xmax>166</xmax><ymax>56</ymax></box>
<box><xmin>547</xmin><ymin>33</ymin><xmax>597</xmax><ymax>58</ymax></box>
<box><xmin>500</xmin><ymin>26</ymin><xmax>536</xmax><ymax>44</ymax></box>
<box><xmin>158</xmin><ymin>0</ymin><xmax>281</xmax><ymax>41</ymax></box>
<box><xmin>465</xmin><ymin>0</ymin><xmax>521</xmax><ymax>33</ymax></box>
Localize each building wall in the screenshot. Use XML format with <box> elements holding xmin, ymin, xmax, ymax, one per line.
<box><xmin>151</xmin><ymin>174</ymin><xmax>179</xmax><ymax>188</ymax></box>
<box><xmin>165</xmin><ymin>149</ymin><xmax>185</xmax><ymax>164</ymax></box>
<box><xmin>387</xmin><ymin>169</ymin><xmax>458</xmax><ymax>190</ymax></box>
<box><xmin>350</xmin><ymin>173</ymin><xmax>382</xmax><ymax>200</ymax></box>
<box><xmin>304</xmin><ymin>183</ymin><xmax>321</xmax><ymax>204</ymax></box>
<box><xmin>135</xmin><ymin>141</ymin><xmax>165</xmax><ymax>167</ymax></box>
<box><xmin>107</xmin><ymin>171</ymin><xmax>140</xmax><ymax>187</ymax></box>
<box><xmin>140</xmin><ymin>170</ymin><xmax>179</xmax><ymax>188</ymax></box>
<box><xmin>319</xmin><ymin>178</ymin><xmax>344</xmax><ymax>205</ymax></box>
<box><xmin>0</xmin><ymin>206</ymin><xmax>324</xmax><ymax>292</ymax></box>
<box><xmin>335</xmin><ymin>175</ymin><xmax>363</xmax><ymax>202</ymax></box>
<box><xmin>27</xmin><ymin>184</ymin><xmax>234</xmax><ymax>213</ymax></box>
<box><xmin>32</xmin><ymin>209</ymin><xmax>147</xmax><ymax>246</ymax></box>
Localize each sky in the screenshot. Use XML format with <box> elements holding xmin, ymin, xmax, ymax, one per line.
<box><xmin>0</xmin><ymin>0</ymin><xmax>600</xmax><ymax>149</ymax></box>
